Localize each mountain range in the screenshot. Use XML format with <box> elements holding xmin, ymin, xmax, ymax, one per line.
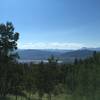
<box><xmin>17</xmin><ymin>47</ymin><xmax>100</xmax><ymax>63</ymax></box>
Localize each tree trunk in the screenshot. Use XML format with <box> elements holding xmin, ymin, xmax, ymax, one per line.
<box><xmin>48</xmin><ymin>94</ymin><xmax>51</xmax><ymax>100</ymax></box>
<box><xmin>16</xmin><ymin>95</ymin><xmax>18</xmax><ymax>100</ymax></box>
<box><xmin>38</xmin><ymin>96</ymin><xmax>42</xmax><ymax>100</ymax></box>
<box><xmin>21</xmin><ymin>96</ymin><xmax>23</xmax><ymax>100</ymax></box>
<box><xmin>38</xmin><ymin>92</ymin><xmax>43</xmax><ymax>100</ymax></box>
<box><xmin>38</xmin><ymin>94</ymin><xmax>42</xmax><ymax>100</ymax></box>
<box><xmin>28</xmin><ymin>92</ymin><xmax>31</xmax><ymax>100</ymax></box>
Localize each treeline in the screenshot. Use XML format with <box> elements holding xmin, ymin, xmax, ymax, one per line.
<box><xmin>66</xmin><ymin>52</ymin><xmax>100</xmax><ymax>100</ymax></box>
<box><xmin>0</xmin><ymin>52</ymin><xmax>100</xmax><ymax>100</ymax></box>
<box><xmin>0</xmin><ymin>56</ymin><xmax>67</xmax><ymax>100</ymax></box>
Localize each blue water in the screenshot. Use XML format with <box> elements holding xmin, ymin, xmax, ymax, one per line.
<box><xmin>18</xmin><ymin>59</ymin><xmax>62</xmax><ymax>64</ymax></box>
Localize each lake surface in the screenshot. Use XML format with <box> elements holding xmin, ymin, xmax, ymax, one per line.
<box><xmin>18</xmin><ymin>59</ymin><xmax>63</xmax><ymax>64</ymax></box>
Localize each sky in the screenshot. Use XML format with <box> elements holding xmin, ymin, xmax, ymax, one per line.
<box><xmin>0</xmin><ymin>0</ymin><xmax>100</xmax><ymax>49</ymax></box>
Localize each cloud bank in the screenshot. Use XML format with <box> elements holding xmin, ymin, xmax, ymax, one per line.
<box><xmin>18</xmin><ymin>42</ymin><xmax>84</xmax><ymax>50</ymax></box>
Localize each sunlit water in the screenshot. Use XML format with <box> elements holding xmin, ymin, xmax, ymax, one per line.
<box><xmin>18</xmin><ymin>59</ymin><xmax>63</xmax><ymax>64</ymax></box>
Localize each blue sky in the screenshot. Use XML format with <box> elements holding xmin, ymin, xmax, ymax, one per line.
<box><xmin>0</xmin><ymin>0</ymin><xmax>100</xmax><ymax>49</ymax></box>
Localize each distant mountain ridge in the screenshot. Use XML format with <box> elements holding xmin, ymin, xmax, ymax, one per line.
<box><xmin>81</xmin><ymin>47</ymin><xmax>100</xmax><ymax>51</ymax></box>
<box><xmin>60</xmin><ymin>49</ymin><xmax>94</xmax><ymax>62</ymax></box>
<box><xmin>17</xmin><ymin>47</ymin><xmax>100</xmax><ymax>63</ymax></box>
<box><xmin>18</xmin><ymin>49</ymin><xmax>65</xmax><ymax>60</ymax></box>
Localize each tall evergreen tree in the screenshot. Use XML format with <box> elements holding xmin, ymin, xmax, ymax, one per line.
<box><xmin>0</xmin><ymin>22</ymin><xmax>19</xmax><ymax>97</ymax></box>
<box><xmin>0</xmin><ymin>22</ymin><xmax>19</xmax><ymax>62</ymax></box>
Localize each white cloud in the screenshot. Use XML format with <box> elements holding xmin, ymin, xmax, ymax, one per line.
<box><xmin>18</xmin><ymin>42</ymin><xmax>84</xmax><ymax>50</ymax></box>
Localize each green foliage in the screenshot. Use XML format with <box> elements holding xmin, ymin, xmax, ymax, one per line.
<box><xmin>0</xmin><ymin>49</ymin><xmax>100</xmax><ymax>100</ymax></box>
<box><xmin>65</xmin><ymin>52</ymin><xmax>100</xmax><ymax>100</ymax></box>
<box><xmin>0</xmin><ymin>22</ymin><xmax>20</xmax><ymax>98</ymax></box>
<box><xmin>0</xmin><ymin>22</ymin><xmax>19</xmax><ymax>62</ymax></box>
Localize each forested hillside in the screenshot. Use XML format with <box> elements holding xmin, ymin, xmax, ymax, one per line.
<box><xmin>0</xmin><ymin>50</ymin><xmax>100</xmax><ymax>100</ymax></box>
